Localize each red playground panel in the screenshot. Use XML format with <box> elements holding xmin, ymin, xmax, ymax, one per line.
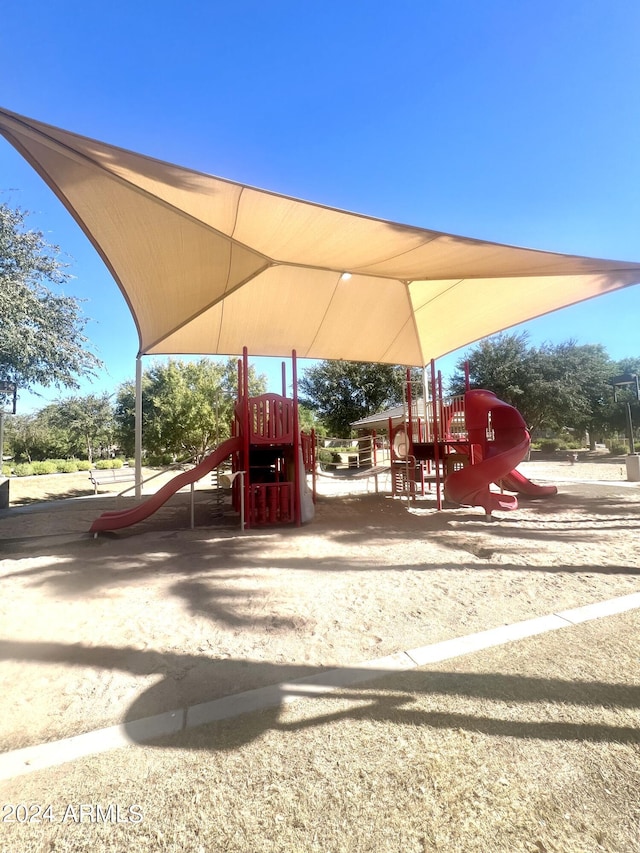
<box><xmin>90</xmin><ymin>347</ymin><xmax>315</xmax><ymax>535</ymax></box>
<box><xmin>390</xmin><ymin>362</ymin><xmax>557</xmax><ymax>518</ymax></box>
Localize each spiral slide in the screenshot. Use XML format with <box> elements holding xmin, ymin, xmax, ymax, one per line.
<box><xmin>444</xmin><ymin>433</ymin><xmax>530</xmax><ymax>514</ymax></box>
<box><xmin>444</xmin><ymin>390</ymin><xmax>538</xmax><ymax>515</ymax></box>
<box><xmin>90</xmin><ymin>437</ymin><xmax>241</xmax><ymax>534</ymax></box>
<box><xmin>498</xmin><ymin>469</ymin><xmax>558</xmax><ymax>497</ymax></box>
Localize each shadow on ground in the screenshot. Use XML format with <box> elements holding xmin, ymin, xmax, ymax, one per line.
<box><xmin>1</xmin><ymin>636</ymin><xmax>639</xmax><ymax>753</ymax></box>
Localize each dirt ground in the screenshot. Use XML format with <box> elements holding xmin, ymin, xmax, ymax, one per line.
<box><xmin>0</xmin><ymin>456</ymin><xmax>638</xmax><ymax>753</ymax></box>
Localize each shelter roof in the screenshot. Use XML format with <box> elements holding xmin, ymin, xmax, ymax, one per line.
<box><xmin>2</xmin><ymin>106</ymin><xmax>639</xmax><ymax>366</ymax></box>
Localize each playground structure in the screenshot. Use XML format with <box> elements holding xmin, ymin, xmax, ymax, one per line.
<box><xmin>89</xmin><ymin>349</ymin><xmax>557</xmax><ymax>534</ymax></box>
<box><xmin>230</xmin><ymin>348</ymin><xmax>316</xmax><ymax>528</ymax></box>
<box><xmin>383</xmin><ymin>362</ymin><xmax>557</xmax><ymax>518</ymax></box>
<box><xmin>90</xmin><ymin>349</ymin><xmax>316</xmax><ymax>534</ymax></box>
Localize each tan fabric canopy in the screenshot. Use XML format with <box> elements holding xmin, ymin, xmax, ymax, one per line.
<box><xmin>2</xmin><ymin>106</ymin><xmax>639</xmax><ymax>367</ymax></box>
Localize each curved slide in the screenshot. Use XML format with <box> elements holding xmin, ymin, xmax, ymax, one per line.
<box><xmin>444</xmin><ymin>390</ymin><xmax>546</xmax><ymax>515</ymax></box>
<box><xmin>444</xmin><ymin>433</ymin><xmax>529</xmax><ymax>515</ymax></box>
<box><xmin>90</xmin><ymin>437</ymin><xmax>241</xmax><ymax>533</ymax></box>
<box><xmin>498</xmin><ymin>469</ymin><xmax>558</xmax><ymax>497</ymax></box>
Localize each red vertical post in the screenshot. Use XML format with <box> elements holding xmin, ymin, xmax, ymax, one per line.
<box><xmin>230</xmin><ymin>358</ymin><xmax>242</xmax><ymax>513</ymax></box>
<box><xmin>438</xmin><ymin>371</ymin><xmax>444</xmax><ymax>437</ymax></box>
<box><xmin>406</xmin><ymin>368</ymin><xmax>413</xmax><ymax>455</ymax></box>
<box><xmin>416</xmin><ymin>417</ymin><xmax>425</xmax><ymax>494</ymax></box>
<box><xmin>463</xmin><ymin>361</ymin><xmax>472</xmax><ymax>463</ymax></box>
<box><xmin>242</xmin><ymin>347</ymin><xmax>251</xmax><ymax>529</ymax></box>
<box><xmin>281</xmin><ymin>361</ymin><xmax>287</xmax><ymax>398</ymax></box>
<box><xmin>388</xmin><ymin>416</ymin><xmax>395</xmax><ymax>495</ymax></box>
<box><xmin>430</xmin><ymin>359</ymin><xmax>442</xmax><ymax>510</ymax></box>
<box><xmin>292</xmin><ymin>349</ymin><xmax>301</xmax><ymax>526</ymax></box>
<box><xmin>405</xmin><ymin>368</ymin><xmax>414</xmax><ymax>499</ymax></box>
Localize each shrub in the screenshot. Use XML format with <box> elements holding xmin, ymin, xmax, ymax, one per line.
<box><xmin>93</xmin><ymin>458</ymin><xmax>126</xmax><ymax>469</ymax></box>
<box><xmin>317</xmin><ymin>448</ymin><xmax>333</xmax><ymax>469</ymax></box>
<box><xmin>56</xmin><ymin>460</ymin><xmax>79</xmax><ymax>473</ymax></box>
<box><xmin>76</xmin><ymin>460</ymin><xmax>92</xmax><ymax>471</ymax></box>
<box><xmin>31</xmin><ymin>461</ymin><xmax>58</xmax><ymax>475</ymax></box>
<box><xmin>534</xmin><ymin>439</ymin><xmax>567</xmax><ymax>453</ymax></box>
<box><xmin>608</xmin><ymin>441</ymin><xmax>629</xmax><ymax>456</ymax></box>
<box><xmin>93</xmin><ymin>459</ymin><xmax>113</xmax><ymax>469</ymax></box>
<box><xmin>146</xmin><ymin>453</ymin><xmax>174</xmax><ymax>466</ymax></box>
<box><xmin>2</xmin><ymin>464</ymin><xmax>11</xmax><ymax>477</ymax></box>
<box><xmin>13</xmin><ymin>462</ymin><xmax>34</xmax><ymax>477</ymax></box>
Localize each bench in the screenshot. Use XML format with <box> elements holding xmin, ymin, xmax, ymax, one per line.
<box><xmin>89</xmin><ymin>468</ymin><xmax>137</xmax><ymax>494</ymax></box>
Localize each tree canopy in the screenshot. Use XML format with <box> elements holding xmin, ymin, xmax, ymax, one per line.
<box><xmin>45</xmin><ymin>394</ymin><xmax>115</xmax><ymax>463</ymax></box>
<box><xmin>448</xmin><ymin>332</ymin><xmax>637</xmax><ymax>445</ymax></box>
<box><xmin>0</xmin><ymin>202</ymin><xmax>101</xmax><ymax>395</ymax></box>
<box><xmin>6</xmin><ymin>393</ymin><xmax>114</xmax><ymax>462</ymax></box>
<box><xmin>115</xmin><ymin>358</ymin><xmax>267</xmax><ymax>461</ymax></box>
<box><xmin>299</xmin><ymin>360</ymin><xmax>411</xmax><ymax>437</ymax></box>
<box><xmin>6</xmin><ymin>338</ymin><xmax>638</xmax><ymax>463</ymax></box>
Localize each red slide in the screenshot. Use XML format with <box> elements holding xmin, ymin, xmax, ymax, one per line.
<box><xmin>498</xmin><ymin>469</ymin><xmax>558</xmax><ymax>497</ymax></box>
<box><xmin>444</xmin><ymin>390</ymin><xmax>532</xmax><ymax>515</ymax></box>
<box><xmin>90</xmin><ymin>437</ymin><xmax>241</xmax><ymax>533</ymax></box>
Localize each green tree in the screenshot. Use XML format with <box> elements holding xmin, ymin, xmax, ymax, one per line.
<box><xmin>448</xmin><ymin>333</ymin><xmax>539</xmax><ymax>424</ymax></box>
<box><xmin>45</xmin><ymin>394</ymin><xmax>115</xmax><ymax>462</ymax></box>
<box><xmin>447</xmin><ymin>332</ymin><xmax>619</xmax><ymax>442</ymax></box>
<box><xmin>608</xmin><ymin>358</ymin><xmax>640</xmax><ymax>447</ymax></box>
<box><xmin>299</xmin><ymin>360</ymin><xmax>410</xmax><ymax>437</ymax></box>
<box><xmin>115</xmin><ymin>358</ymin><xmax>267</xmax><ymax>462</ymax></box>
<box><xmin>3</xmin><ymin>412</ymin><xmax>63</xmax><ymax>462</ymax></box>
<box><xmin>540</xmin><ymin>341</ymin><xmax>615</xmax><ymax>445</ymax></box>
<box><xmin>298</xmin><ymin>404</ymin><xmax>327</xmax><ymax>438</ymax></box>
<box><xmin>0</xmin><ymin>203</ymin><xmax>101</xmax><ymax>392</ymax></box>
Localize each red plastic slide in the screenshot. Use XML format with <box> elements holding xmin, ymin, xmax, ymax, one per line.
<box><xmin>90</xmin><ymin>437</ymin><xmax>241</xmax><ymax>533</ymax></box>
<box><xmin>498</xmin><ymin>469</ymin><xmax>558</xmax><ymax>497</ymax></box>
<box><xmin>444</xmin><ymin>390</ymin><xmax>532</xmax><ymax>515</ymax></box>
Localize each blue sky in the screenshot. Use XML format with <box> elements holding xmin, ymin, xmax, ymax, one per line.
<box><xmin>2</xmin><ymin>1</ymin><xmax>640</xmax><ymax>414</ymax></box>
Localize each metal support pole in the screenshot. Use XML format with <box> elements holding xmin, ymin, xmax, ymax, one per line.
<box><xmin>626</xmin><ymin>402</ymin><xmax>635</xmax><ymax>455</ymax></box>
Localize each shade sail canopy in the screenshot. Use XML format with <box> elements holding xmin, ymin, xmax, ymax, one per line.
<box><xmin>2</xmin><ymin>106</ymin><xmax>639</xmax><ymax>367</ymax></box>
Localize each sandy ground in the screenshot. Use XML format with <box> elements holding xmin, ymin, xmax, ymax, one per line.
<box><xmin>0</xmin><ymin>456</ymin><xmax>638</xmax><ymax>755</ymax></box>
<box><xmin>0</xmin><ymin>456</ymin><xmax>638</xmax><ymax>853</ymax></box>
